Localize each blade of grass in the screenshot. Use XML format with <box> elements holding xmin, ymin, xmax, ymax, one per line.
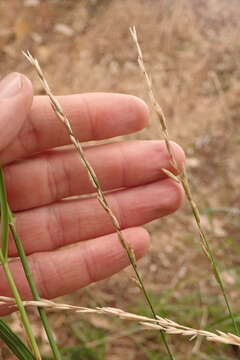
<box><xmin>0</xmin><ymin>319</ymin><xmax>36</xmax><ymax>360</ymax></box>
<box><xmin>24</xmin><ymin>50</ymin><xmax>176</xmax><ymax>360</ymax></box>
<box><xmin>0</xmin><ymin>168</ymin><xmax>41</xmax><ymax>359</ymax></box>
<box><xmin>0</xmin><ymin>167</ymin><xmax>61</xmax><ymax>360</ymax></box>
<box><xmin>0</xmin><ymin>251</ymin><xmax>41</xmax><ymax>359</ymax></box>
<box><xmin>130</xmin><ymin>26</ymin><xmax>239</xmax><ymax>336</ymax></box>
<box><xmin>207</xmin><ymin>313</ymin><xmax>240</xmax><ymax>330</ymax></box>
<box><xmin>9</xmin><ymin>218</ymin><xmax>62</xmax><ymax>360</ymax></box>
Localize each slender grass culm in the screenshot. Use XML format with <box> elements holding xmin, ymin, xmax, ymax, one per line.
<box><xmin>0</xmin><ymin>169</ymin><xmax>41</xmax><ymax>359</ymax></box>
<box><xmin>24</xmin><ymin>50</ymin><xmax>176</xmax><ymax>360</ymax></box>
<box><xmin>0</xmin><ymin>167</ymin><xmax>62</xmax><ymax>360</ymax></box>
<box><xmin>8</xmin><ymin>207</ymin><xmax>62</xmax><ymax>360</ymax></box>
<box><xmin>130</xmin><ymin>26</ymin><xmax>239</xmax><ymax>336</ymax></box>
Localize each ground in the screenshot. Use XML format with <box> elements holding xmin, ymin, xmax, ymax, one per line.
<box><xmin>0</xmin><ymin>0</ymin><xmax>240</xmax><ymax>359</ymax></box>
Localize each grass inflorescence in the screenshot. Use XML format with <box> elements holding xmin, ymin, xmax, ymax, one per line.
<box><xmin>130</xmin><ymin>26</ymin><xmax>239</xmax><ymax>337</ymax></box>
<box><xmin>1</xmin><ymin>296</ymin><xmax>240</xmax><ymax>347</ymax></box>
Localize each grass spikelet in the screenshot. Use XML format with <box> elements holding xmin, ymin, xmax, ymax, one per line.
<box><xmin>130</xmin><ymin>26</ymin><xmax>239</xmax><ymax>336</ymax></box>
<box><xmin>1</xmin><ymin>296</ymin><xmax>240</xmax><ymax>348</ymax></box>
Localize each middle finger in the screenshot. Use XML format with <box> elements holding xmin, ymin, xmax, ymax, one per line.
<box><xmin>5</xmin><ymin>140</ymin><xmax>184</xmax><ymax>211</ymax></box>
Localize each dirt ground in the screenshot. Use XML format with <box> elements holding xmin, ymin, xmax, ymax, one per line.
<box><xmin>0</xmin><ymin>0</ymin><xmax>240</xmax><ymax>359</ymax></box>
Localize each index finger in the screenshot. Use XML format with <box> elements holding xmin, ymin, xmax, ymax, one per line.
<box><xmin>0</xmin><ymin>93</ymin><xmax>149</xmax><ymax>165</ymax></box>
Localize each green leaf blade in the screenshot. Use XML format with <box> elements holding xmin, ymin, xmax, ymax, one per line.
<box><xmin>0</xmin><ymin>319</ymin><xmax>36</xmax><ymax>360</ymax></box>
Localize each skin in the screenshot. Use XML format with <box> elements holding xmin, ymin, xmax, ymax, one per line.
<box><xmin>0</xmin><ymin>73</ymin><xmax>185</xmax><ymax>315</ymax></box>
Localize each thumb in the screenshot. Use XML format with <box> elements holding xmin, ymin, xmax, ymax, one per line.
<box><xmin>0</xmin><ymin>72</ymin><xmax>33</xmax><ymax>153</ymax></box>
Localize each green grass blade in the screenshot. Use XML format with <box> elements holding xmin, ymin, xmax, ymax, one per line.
<box><xmin>0</xmin><ymin>169</ymin><xmax>10</xmax><ymax>259</ymax></box>
<box><xmin>0</xmin><ymin>250</ymin><xmax>41</xmax><ymax>359</ymax></box>
<box><xmin>207</xmin><ymin>312</ymin><xmax>240</xmax><ymax>329</ymax></box>
<box><xmin>0</xmin><ymin>319</ymin><xmax>35</xmax><ymax>360</ymax></box>
<box><xmin>9</xmin><ymin>214</ymin><xmax>62</xmax><ymax>360</ymax></box>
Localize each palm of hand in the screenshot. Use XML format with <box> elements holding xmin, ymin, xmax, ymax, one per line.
<box><xmin>0</xmin><ymin>73</ymin><xmax>184</xmax><ymax>315</ymax></box>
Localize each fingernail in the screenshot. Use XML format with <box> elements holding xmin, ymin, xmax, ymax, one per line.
<box><xmin>0</xmin><ymin>73</ymin><xmax>22</xmax><ymax>99</ymax></box>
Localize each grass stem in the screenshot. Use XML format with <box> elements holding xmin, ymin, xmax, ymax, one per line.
<box><xmin>9</xmin><ymin>222</ymin><xmax>62</xmax><ymax>360</ymax></box>
<box><xmin>0</xmin><ymin>167</ymin><xmax>61</xmax><ymax>359</ymax></box>
<box><xmin>0</xmin><ymin>251</ymin><xmax>41</xmax><ymax>360</ymax></box>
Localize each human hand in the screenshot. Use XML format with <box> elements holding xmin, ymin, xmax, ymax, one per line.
<box><xmin>0</xmin><ymin>73</ymin><xmax>184</xmax><ymax>314</ymax></box>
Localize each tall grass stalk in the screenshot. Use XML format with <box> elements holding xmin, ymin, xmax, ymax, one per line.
<box><xmin>130</xmin><ymin>26</ymin><xmax>239</xmax><ymax>336</ymax></box>
<box><xmin>0</xmin><ymin>168</ymin><xmax>62</xmax><ymax>360</ymax></box>
<box><xmin>0</xmin><ymin>250</ymin><xmax>41</xmax><ymax>359</ymax></box>
<box><xmin>9</xmin><ymin>218</ymin><xmax>62</xmax><ymax>360</ymax></box>
<box><xmin>0</xmin><ymin>169</ymin><xmax>41</xmax><ymax>359</ymax></box>
<box><xmin>24</xmin><ymin>50</ymin><xmax>176</xmax><ymax>360</ymax></box>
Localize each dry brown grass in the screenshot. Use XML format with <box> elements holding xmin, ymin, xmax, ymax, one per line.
<box><xmin>1</xmin><ymin>296</ymin><xmax>240</xmax><ymax>348</ymax></box>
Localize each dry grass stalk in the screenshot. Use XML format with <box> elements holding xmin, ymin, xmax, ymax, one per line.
<box><xmin>1</xmin><ymin>296</ymin><xmax>240</xmax><ymax>347</ymax></box>
<box><xmin>23</xmin><ymin>51</ymin><xmax>175</xmax><ymax>359</ymax></box>
<box><xmin>129</xmin><ymin>26</ymin><xmax>239</xmax><ymax>335</ymax></box>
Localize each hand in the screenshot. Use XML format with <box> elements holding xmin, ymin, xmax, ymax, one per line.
<box><xmin>0</xmin><ymin>73</ymin><xmax>184</xmax><ymax>314</ymax></box>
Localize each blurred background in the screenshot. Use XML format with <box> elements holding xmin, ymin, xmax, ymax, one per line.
<box><xmin>0</xmin><ymin>0</ymin><xmax>240</xmax><ymax>359</ymax></box>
